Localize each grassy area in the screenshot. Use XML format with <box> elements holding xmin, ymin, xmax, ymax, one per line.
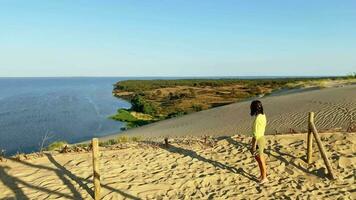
<box><xmin>110</xmin><ymin>109</ymin><xmax>155</xmax><ymax>128</ymax></box>
<box><xmin>46</xmin><ymin>141</ymin><xmax>68</xmax><ymax>151</ymax></box>
<box><xmin>347</xmin><ymin>72</ymin><xmax>356</xmax><ymax>79</ymax></box>
<box><xmin>43</xmin><ymin>136</ymin><xmax>143</xmax><ymax>153</ymax></box>
<box><xmin>115</xmin><ymin>78</ymin><xmax>303</xmax><ymax>92</ymax></box>
<box><xmin>99</xmin><ymin>135</ymin><xmax>142</xmax><ymax>147</ymax></box>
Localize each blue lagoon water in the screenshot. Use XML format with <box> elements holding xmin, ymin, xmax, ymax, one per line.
<box><xmin>0</xmin><ymin>77</ymin><xmax>130</xmax><ymax>155</ymax></box>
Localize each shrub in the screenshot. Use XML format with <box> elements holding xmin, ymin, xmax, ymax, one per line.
<box><xmin>131</xmin><ymin>136</ymin><xmax>142</xmax><ymax>142</ymax></box>
<box><xmin>117</xmin><ymin>135</ymin><xmax>129</xmax><ymax>143</ymax></box>
<box><xmin>192</xmin><ymin>104</ymin><xmax>203</xmax><ymax>112</ymax></box>
<box><xmin>188</xmin><ymin>88</ymin><xmax>196</xmax><ymax>98</ymax></box>
<box><xmin>156</xmin><ymin>90</ymin><xmax>162</xmax><ymax>95</ymax></box>
<box><xmin>47</xmin><ymin>141</ymin><xmax>68</xmax><ymax>151</ymax></box>
<box><xmin>99</xmin><ymin>139</ymin><xmax>118</xmax><ymax>147</ymax></box>
<box><xmin>75</xmin><ymin>143</ymin><xmax>89</xmax><ymax>148</ymax></box>
<box><xmin>248</xmin><ymin>86</ymin><xmax>264</xmax><ymax>95</ymax></box>
<box><xmin>131</xmin><ymin>95</ymin><xmax>157</xmax><ymax>115</ymax></box>
<box><xmin>110</xmin><ymin>109</ymin><xmax>137</xmax><ymax>122</ymax></box>
<box><xmin>0</xmin><ymin>149</ymin><xmax>5</xmax><ymax>161</ymax></box>
<box><xmin>346</xmin><ymin>72</ymin><xmax>356</xmax><ymax>79</ymax></box>
<box><xmin>167</xmin><ymin>111</ymin><xmax>187</xmax><ymax>118</ymax></box>
<box><xmin>107</xmin><ymin>139</ymin><xmax>118</xmax><ymax>145</ymax></box>
<box><xmin>14</xmin><ymin>152</ymin><xmax>25</xmax><ymax>161</ymax></box>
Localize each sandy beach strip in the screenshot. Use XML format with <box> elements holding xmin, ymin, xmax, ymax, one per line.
<box><xmin>101</xmin><ymin>85</ymin><xmax>356</xmax><ymax>140</ymax></box>
<box><xmin>0</xmin><ymin>132</ymin><xmax>355</xmax><ymax>199</ymax></box>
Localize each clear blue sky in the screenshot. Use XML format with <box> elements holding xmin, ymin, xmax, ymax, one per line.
<box><xmin>0</xmin><ymin>0</ymin><xmax>355</xmax><ymax>77</ymax></box>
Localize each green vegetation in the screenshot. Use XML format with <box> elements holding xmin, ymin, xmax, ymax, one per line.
<box><xmin>110</xmin><ymin>109</ymin><xmax>154</xmax><ymax>128</ymax></box>
<box><xmin>115</xmin><ymin>77</ymin><xmax>355</xmax><ymax>93</ymax></box>
<box><xmin>110</xmin><ymin>109</ymin><xmax>137</xmax><ymax>121</ymax></box>
<box><xmin>44</xmin><ymin>136</ymin><xmax>143</xmax><ymax>151</ymax></box>
<box><xmin>98</xmin><ymin>135</ymin><xmax>142</xmax><ymax>147</ymax></box>
<box><xmin>46</xmin><ymin>141</ymin><xmax>68</xmax><ymax>151</ymax></box>
<box><xmin>192</xmin><ymin>104</ymin><xmax>203</xmax><ymax>112</ymax></box>
<box><xmin>75</xmin><ymin>143</ymin><xmax>90</xmax><ymax>148</ymax></box>
<box><xmin>130</xmin><ymin>136</ymin><xmax>142</xmax><ymax>142</ymax></box>
<box><xmin>131</xmin><ymin>95</ymin><xmax>157</xmax><ymax>115</ymax></box>
<box><xmin>99</xmin><ymin>139</ymin><xmax>118</xmax><ymax>147</ymax></box>
<box><xmin>346</xmin><ymin>72</ymin><xmax>356</xmax><ymax>79</ymax></box>
<box><xmin>117</xmin><ymin>135</ymin><xmax>129</xmax><ymax>143</ymax></box>
<box><xmin>115</xmin><ymin>79</ymin><xmax>298</xmax><ymax>92</ymax></box>
<box><xmin>112</xmin><ymin>76</ymin><xmax>356</xmax><ymax>128</ymax></box>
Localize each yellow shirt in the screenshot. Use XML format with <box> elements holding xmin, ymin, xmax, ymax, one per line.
<box><xmin>252</xmin><ymin>114</ymin><xmax>266</xmax><ymax>140</ymax></box>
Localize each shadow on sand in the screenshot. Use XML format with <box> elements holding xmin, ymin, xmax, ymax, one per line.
<box><xmin>153</xmin><ymin>138</ymin><xmax>257</xmax><ymax>182</ymax></box>
<box><xmin>225</xmin><ymin>136</ymin><xmax>328</xmax><ymax>179</ymax></box>
<box><xmin>0</xmin><ymin>154</ymin><xmax>141</xmax><ymax>200</ymax></box>
<box><xmin>0</xmin><ymin>136</ymin><xmax>329</xmax><ymax>199</ymax></box>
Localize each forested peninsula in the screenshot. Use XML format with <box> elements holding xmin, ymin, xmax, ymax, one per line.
<box><xmin>111</xmin><ymin>76</ymin><xmax>356</xmax><ymax>128</ymax></box>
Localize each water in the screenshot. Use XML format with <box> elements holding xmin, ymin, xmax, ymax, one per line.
<box><xmin>0</xmin><ymin>77</ymin><xmax>131</xmax><ymax>155</ymax></box>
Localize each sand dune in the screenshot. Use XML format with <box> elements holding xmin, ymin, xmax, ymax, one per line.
<box><xmin>103</xmin><ymin>85</ymin><xmax>356</xmax><ymax>140</ymax></box>
<box><xmin>1</xmin><ymin>133</ymin><xmax>355</xmax><ymax>199</ymax></box>
<box><xmin>1</xmin><ymin>85</ymin><xmax>355</xmax><ymax>199</ymax></box>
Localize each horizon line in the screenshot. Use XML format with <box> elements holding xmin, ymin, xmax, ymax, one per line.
<box><xmin>0</xmin><ymin>75</ymin><xmax>348</xmax><ymax>79</ymax></box>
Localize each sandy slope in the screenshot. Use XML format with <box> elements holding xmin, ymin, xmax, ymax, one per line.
<box><xmin>1</xmin><ymin>132</ymin><xmax>355</xmax><ymax>199</ymax></box>
<box><xmin>102</xmin><ymin>85</ymin><xmax>356</xmax><ymax>140</ymax></box>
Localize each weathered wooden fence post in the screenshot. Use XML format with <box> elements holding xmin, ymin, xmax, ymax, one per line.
<box><xmin>306</xmin><ymin>112</ymin><xmax>336</xmax><ymax>179</ymax></box>
<box><xmin>164</xmin><ymin>137</ymin><xmax>169</xmax><ymax>148</ymax></box>
<box><xmin>309</xmin><ymin>121</ymin><xmax>336</xmax><ymax>179</ymax></box>
<box><xmin>92</xmin><ymin>138</ymin><xmax>101</xmax><ymax>200</ymax></box>
<box><xmin>307</xmin><ymin>112</ymin><xmax>314</xmax><ymax>164</ymax></box>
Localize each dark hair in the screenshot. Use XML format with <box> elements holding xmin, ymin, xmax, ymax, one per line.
<box><xmin>250</xmin><ymin>100</ymin><xmax>264</xmax><ymax>116</ymax></box>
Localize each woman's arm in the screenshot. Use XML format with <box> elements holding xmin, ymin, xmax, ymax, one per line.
<box><xmin>250</xmin><ymin>137</ymin><xmax>257</xmax><ymax>154</ymax></box>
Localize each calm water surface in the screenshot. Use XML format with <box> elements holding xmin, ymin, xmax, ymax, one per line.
<box><xmin>0</xmin><ymin>77</ymin><xmax>130</xmax><ymax>155</ymax></box>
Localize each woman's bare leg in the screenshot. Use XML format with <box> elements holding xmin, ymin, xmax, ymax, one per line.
<box><xmin>255</xmin><ymin>155</ymin><xmax>263</xmax><ymax>180</ymax></box>
<box><xmin>259</xmin><ymin>154</ymin><xmax>268</xmax><ymax>182</ymax></box>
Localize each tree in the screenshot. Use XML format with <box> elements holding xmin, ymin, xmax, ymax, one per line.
<box><xmin>131</xmin><ymin>94</ymin><xmax>156</xmax><ymax>115</ymax></box>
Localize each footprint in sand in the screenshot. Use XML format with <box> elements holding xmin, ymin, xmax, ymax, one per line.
<box><xmin>338</xmin><ymin>157</ymin><xmax>353</xmax><ymax>169</ymax></box>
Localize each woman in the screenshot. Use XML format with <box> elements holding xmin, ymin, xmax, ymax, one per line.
<box><xmin>250</xmin><ymin>100</ymin><xmax>268</xmax><ymax>183</ymax></box>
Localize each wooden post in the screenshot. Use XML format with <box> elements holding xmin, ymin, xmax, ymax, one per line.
<box><xmin>309</xmin><ymin>121</ymin><xmax>336</xmax><ymax>180</ymax></box>
<box><xmin>92</xmin><ymin>138</ymin><xmax>101</xmax><ymax>200</ymax></box>
<box><xmin>307</xmin><ymin>112</ymin><xmax>314</xmax><ymax>164</ymax></box>
<box><xmin>164</xmin><ymin>137</ymin><xmax>169</xmax><ymax>148</ymax></box>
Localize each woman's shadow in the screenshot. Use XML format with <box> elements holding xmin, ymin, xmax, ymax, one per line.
<box><xmin>225</xmin><ymin>137</ymin><xmax>328</xmax><ymax>179</ymax></box>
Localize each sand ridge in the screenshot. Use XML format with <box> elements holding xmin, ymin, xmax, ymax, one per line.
<box><xmin>0</xmin><ymin>132</ymin><xmax>355</xmax><ymax>199</ymax></box>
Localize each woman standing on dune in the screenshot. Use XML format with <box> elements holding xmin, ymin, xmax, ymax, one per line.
<box><xmin>250</xmin><ymin>100</ymin><xmax>268</xmax><ymax>183</ymax></box>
